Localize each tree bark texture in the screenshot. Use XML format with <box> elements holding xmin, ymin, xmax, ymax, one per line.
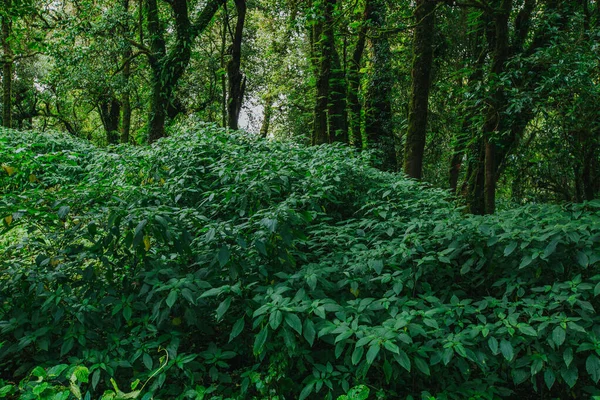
<box><xmin>1</xmin><ymin>0</ymin><xmax>13</xmax><ymax>129</ymax></box>
<box><xmin>404</xmin><ymin>0</ymin><xmax>436</xmax><ymax>179</ymax></box>
<box><xmin>346</xmin><ymin>0</ymin><xmax>371</xmax><ymax>149</ymax></box>
<box><xmin>227</xmin><ymin>0</ymin><xmax>246</xmax><ymax>130</ymax></box>
<box><xmin>312</xmin><ymin>0</ymin><xmax>335</xmax><ymax>145</ymax></box>
<box><xmin>146</xmin><ymin>0</ymin><xmax>225</xmax><ymax>143</ymax></box>
<box><xmin>364</xmin><ymin>0</ymin><xmax>396</xmax><ymax>170</ymax></box>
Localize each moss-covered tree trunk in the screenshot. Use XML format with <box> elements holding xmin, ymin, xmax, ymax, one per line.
<box><xmin>328</xmin><ymin>44</ymin><xmax>348</xmax><ymax>143</ymax></box>
<box><xmin>346</xmin><ymin>0</ymin><xmax>371</xmax><ymax>149</ymax></box>
<box><xmin>1</xmin><ymin>0</ymin><xmax>13</xmax><ymax>129</ymax></box>
<box><xmin>121</xmin><ymin>0</ymin><xmax>132</xmax><ymax>143</ymax></box>
<box><xmin>404</xmin><ymin>0</ymin><xmax>435</xmax><ymax>179</ymax></box>
<box><xmin>146</xmin><ymin>0</ymin><xmax>225</xmax><ymax>143</ymax></box>
<box><xmin>364</xmin><ymin>0</ymin><xmax>396</xmax><ymax>170</ymax></box>
<box><xmin>99</xmin><ymin>98</ymin><xmax>121</xmax><ymax>144</ymax></box>
<box><xmin>312</xmin><ymin>0</ymin><xmax>335</xmax><ymax>145</ymax></box>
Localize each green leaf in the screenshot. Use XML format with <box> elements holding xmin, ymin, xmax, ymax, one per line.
<box><xmin>519</xmin><ymin>255</ymin><xmax>533</xmax><ymax>269</ymax></box>
<box><xmin>594</xmin><ymin>282</ymin><xmax>600</xmax><ymax>297</ymax></box>
<box><xmin>552</xmin><ymin>326</ymin><xmax>566</xmax><ymax>346</ymax></box>
<box><xmin>587</xmin><ymin>355</ymin><xmax>600</xmax><ymax>384</ymax></box>
<box><xmin>299</xmin><ymin>382</ymin><xmax>314</xmax><ymax>400</ymax></box>
<box><xmin>143</xmin><ymin>353</ymin><xmax>153</xmax><ymax>370</ymax></box>
<box><xmin>123</xmin><ymin>306</ymin><xmax>132</xmax><ymax>322</ymax></box>
<box><xmin>500</xmin><ymin>340</ymin><xmax>514</xmax><ymax>361</ymax></box>
<box><xmin>365</xmin><ymin>344</ymin><xmax>380</xmax><ymax>365</ymax></box>
<box><xmin>229</xmin><ymin>318</ymin><xmax>245</xmax><ymax>342</ymax></box>
<box><xmin>216</xmin><ymin>297</ymin><xmax>232</xmax><ymax>320</ymax></box>
<box><xmin>91</xmin><ymin>369</ymin><xmax>100</xmax><ymax>389</ymax></box>
<box><xmin>166</xmin><ymin>290</ymin><xmax>178</xmax><ymax>308</ymax></box>
<box><xmin>577</xmin><ymin>251</ymin><xmax>589</xmax><ymax>268</ymax></box>
<box><xmin>414</xmin><ymin>357</ymin><xmax>430</xmax><ymax>376</ymax></box>
<box><xmin>518</xmin><ymin>324</ymin><xmax>537</xmax><ymax>337</ymax></box>
<box><xmin>504</xmin><ymin>241</ymin><xmax>518</xmax><ymax>256</ymax></box>
<box><xmin>133</xmin><ymin>220</ymin><xmax>147</xmax><ymax>246</ymax></box>
<box><xmin>512</xmin><ymin>368</ymin><xmax>529</xmax><ymax>385</ymax></box>
<box><xmin>269</xmin><ymin>310</ymin><xmax>283</xmax><ymax>330</ymax></box>
<box><xmin>395</xmin><ymin>350</ymin><xmax>411</xmax><ymax>372</ymax></box>
<box><xmin>32</xmin><ymin>366</ymin><xmax>47</xmax><ymax>378</ymax></box>
<box><xmin>488</xmin><ymin>336</ymin><xmax>499</xmax><ymax>354</ymax></box>
<box><xmin>544</xmin><ymin>369</ymin><xmax>555</xmax><ymax>389</ymax></box>
<box><xmin>0</xmin><ymin>385</ymin><xmax>14</xmax><ymax>397</ymax></box>
<box><xmin>543</xmin><ymin>237</ymin><xmax>560</xmax><ymax>259</ymax></box>
<box><xmin>442</xmin><ymin>348</ymin><xmax>453</xmax><ymax>366</ymax></box>
<box><xmin>72</xmin><ymin>366</ymin><xmax>89</xmax><ymax>383</ymax></box>
<box><xmin>217</xmin><ymin>246</ymin><xmax>231</xmax><ymax>267</ymax></box>
<box><xmin>61</xmin><ymin>338</ymin><xmax>74</xmax><ymax>356</ymax></box>
<box><xmin>47</xmin><ymin>364</ymin><xmax>69</xmax><ymax>378</ymax></box>
<box><xmin>561</xmin><ymin>365</ymin><xmax>578</xmax><ymax>388</ymax></box>
<box><xmin>284</xmin><ymin>313</ymin><xmax>302</xmax><ymax>335</ymax></box>
<box><xmin>352</xmin><ymin>345</ymin><xmax>364</xmax><ymax>365</ymax></box>
<box><xmin>383</xmin><ymin>341</ymin><xmax>400</xmax><ymax>354</ymax></box>
<box><xmin>531</xmin><ymin>359</ymin><xmax>543</xmax><ymax>376</ymax></box>
<box><xmin>254</xmin><ymin>327</ymin><xmax>268</xmax><ymax>355</ymax></box>
<box><xmin>368</xmin><ymin>259</ymin><xmax>384</xmax><ymax>274</ymax></box>
<box><xmin>58</xmin><ymin>205</ymin><xmax>70</xmax><ymax>219</ymax></box>
<box><xmin>564</xmin><ymin>347</ymin><xmax>574</xmax><ymax>368</ymax></box>
<box><xmin>303</xmin><ymin>319</ymin><xmax>316</xmax><ymax>346</ymax></box>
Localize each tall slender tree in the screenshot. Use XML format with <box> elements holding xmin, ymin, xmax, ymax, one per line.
<box><xmin>346</xmin><ymin>0</ymin><xmax>371</xmax><ymax>149</ymax></box>
<box><xmin>1</xmin><ymin>0</ymin><xmax>13</xmax><ymax>128</ymax></box>
<box><xmin>227</xmin><ymin>0</ymin><xmax>247</xmax><ymax>130</ymax></box>
<box><xmin>312</xmin><ymin>0</ymin><xmax>336</xmax><ymax>145</ymax></box>
<box><xmin>364</xmin><ymin>0</ymin><xmax>396</xmax><ymax>170</ymax></box>
<box><xmin>404</xmin><ymin>0</ymin><xmax>436</xmax><ymax>179</ymax></box>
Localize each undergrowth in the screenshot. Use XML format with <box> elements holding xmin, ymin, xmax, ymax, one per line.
<box><xmin>1</xmin><ymin>123</ymin><xmax>600</xmax><ymax>399</ymax></box>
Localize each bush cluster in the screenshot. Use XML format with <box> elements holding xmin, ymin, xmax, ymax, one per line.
<box><xmin>1</xmin><ymin>124</ymin><xmax>600</xmax><ymax>399</ymax></box>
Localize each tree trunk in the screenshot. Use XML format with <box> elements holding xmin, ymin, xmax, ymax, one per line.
<box><xmin>1</xmin><ymin>0</ymin><xmax>13</xmax><ymax>129</ymax></box>
<box><xmin>260</xmin><ymin>94</ymin><xmax>273</xmax><ymax>138</ymax></box>
<box><xmin>346</xmin><ymin>0</ymin><xmax>370</xmax><ymax>149</ymax></box>
<box><xmin>364</xmin><ymin>0</ymin><xmax>396</xmax><ymax>170</ymax></box>
<box><xmin>312</xmin><ymin>0</ymin><xmax>335</xmax><ymax>145</ymax></box>
<box><xmin>148</xmin><ymin>75</ymin><xmax>168</xmax><ymax>143</ymax></box>
<box><xmin>328</xmin><ymin>44</ymin><xmax>348</xmax><ymax>142</ymax></box>
<box><xmin>220</xmin><ymin>8</ymin><xmax>227</xmax><ymax>127</ymax></box>
<box><xmin>99</xmin><ymin>97</ymin><xmax>121</xmax><ymax>144</ymax></box>
<box><xmin>464</xmin><ymin>140</ymin><xmax>486</xmax><ymax>214</ymax></box>
<box><xmin>227</xmin><ymin>0</ymin><xmax>246</xmax><ymax>130</ymax></box>
<box><xmin>404</xmin><ymin>0</ymin><xmax>435</xmax><ymax>179</ymax></box>
<box><xmin>145</xmin><ymin>0</ymin><xmax>225</xmax><ymax>142</ymax></box>
<box><xmin>481</xmin><ymin>0</ymin><xmax>511</xmax><ymax>214</ymax></box>
<box><xmin>121</xmin><ymin>0</ymin><xmax>132</xmax><ymax>143</ymax></box>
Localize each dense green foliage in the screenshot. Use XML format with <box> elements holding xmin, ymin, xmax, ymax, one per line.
<box><xmin>1</xmin><ymin>125</ymin><xmax>600</xmax><ymax>399</ymax></box>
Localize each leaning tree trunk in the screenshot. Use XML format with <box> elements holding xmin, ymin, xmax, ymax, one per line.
<box><xmin>227</xmin><ymin>0</ymin><xmax>246</xmax><ymax>130</ymax></box>
<box><xmin>1</xmin><ymin>0</ymin><xmax>13</xmax><ymax>129</ymax></box>
<box><xmin>364</xmin><ymin>0</ymin><xmax>396</xmax><ymax>170</ymax></box>
<box><xmin>312</xmin><ymin>0</ymin><xmax>336</xmax><ymax>145</ymax></box>
<box><xmin>404</xmin><ymin>0</ymin><xmax>436</xmax><ymax>179</ymax></box>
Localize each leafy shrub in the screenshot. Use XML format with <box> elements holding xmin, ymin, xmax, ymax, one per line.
<box><xmin>1</xmin><ymin>124</ymin><xmax>600</xmax><ymax>399</ymax></box>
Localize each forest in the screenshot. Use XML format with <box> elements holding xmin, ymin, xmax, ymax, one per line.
<box><xmin>1</xmin><ymin>0</ymin><xmax>600</xmax><ymax>399</ymax></box>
